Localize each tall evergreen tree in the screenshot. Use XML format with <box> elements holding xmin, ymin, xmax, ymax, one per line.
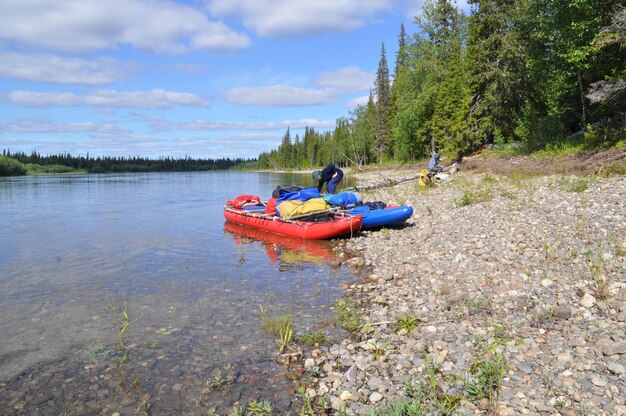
<box><xmin>278</xmin><ymin>127</ymin><xmax>292</xmax><ymax>168</ymax></box>
<box><xmin>394</xmin><ymin>23</ymin><xmax>408</xmax><ymax>78</ymax></box>
<box><xmin>390</xmin><ymin>23</ymin><xmax>409</xmax><ymax>157</ymax></box>
<box><xmin>374</xmin><ymin>42</ymin><xmax>392</xmax><ymax>162</ymax></box>
<box><xmin>466</xmin><ymin>0</ymin><xmax>528</xmax><ymax>145</ymax></box>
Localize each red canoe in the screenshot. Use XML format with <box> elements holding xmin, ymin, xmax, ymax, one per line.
<box><xmin>223</xmin><ymin>203</ymin><xmax>362</xmax><ymax>240</ymax></box>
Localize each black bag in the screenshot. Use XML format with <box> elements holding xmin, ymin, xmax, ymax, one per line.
<box><xmin>272</xmin><ymin>185</ymin><xmax>302</xmax><ymax>199</ymax></box>
<box><xmin>364</xmin><ymin>201</ymin><xmax>387</xmax><ymax>210</ymax></box>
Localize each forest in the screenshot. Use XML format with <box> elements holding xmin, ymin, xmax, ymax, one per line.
<box><xmin>0</xmin><ymin>149</ymin><xmax>252</xmax><ymax>176</ymax></box>
<box><xmin>257</xmin><ymin>0</ymin><xmax>625</xmax><ymax>170</ymax></box>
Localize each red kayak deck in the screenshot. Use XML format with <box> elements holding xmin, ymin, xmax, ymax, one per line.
<box><xmin>223</xmin><ymin>204</ymin><xmax>362</xmax><ymax>240</ymax></box>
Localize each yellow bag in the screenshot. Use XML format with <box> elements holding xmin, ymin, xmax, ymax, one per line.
<box><xmin>418</xmin><ymin>169</ymin><xmax>432</xmax><ymax>187</ymax></box>
<box><xmin>276</xmin><ymin>197</ymin><xmax>329</xmax><ymax>218</ymax></box>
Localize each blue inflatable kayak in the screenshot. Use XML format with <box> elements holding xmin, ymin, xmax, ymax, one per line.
<box><xmin>347</xmin><ymin>205</ymin><xmax>413</xmax><ymax>229</ymax></box>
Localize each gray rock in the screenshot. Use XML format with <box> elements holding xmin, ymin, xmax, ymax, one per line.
<box><xmin>344</xmin><ymin>364</ymin><xmax>358</xmax><ymax>384</ymax></box>
<box><xmin>580</xmin><ymin>293</ymin><xmax>596</xmax><ymax>308</ymax></box>
<box><xmin>608</xmin><ymin>363</ymin><xmax>625</xmax><ymax>375</ymax></box>
<box><xmin>517</xmin><ymin>362</ymin><xmax>533</xmax><ymax>374</ymax></box>
<box><xmin>604</xmin><ymin>342</ymin><xmax>626</xmax><ymax>356</ymax></box>
<box><xmin>369</xmin><ymin>392</ymin><xmax>383</xmax><ymax>403</ymax></box>
<box><xmin>590</xmin><ymin>375</ymin><xmax>608</xmax><ymax>387</ymax></box>
<box><xmin>555</xmin><ymin>307</ymin><xmax>573</xmax><ymax>320</ymax></box>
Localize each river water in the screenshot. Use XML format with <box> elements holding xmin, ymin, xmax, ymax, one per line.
<box><xmin>0</xmin><ymin>172</ymin><xmax>357</xmax><ymax>415</ymax></box>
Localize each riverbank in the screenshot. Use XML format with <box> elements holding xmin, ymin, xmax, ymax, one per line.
<box><xmin>300</xmin><ymin>165</ymin><xmax>625</xmax><ymax>415</ymax></box>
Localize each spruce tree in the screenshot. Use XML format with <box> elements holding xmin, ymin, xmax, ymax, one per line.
<box><xmin>466</xmin><ymin>0</ymin><xmax>528</xmax><ymax>145</ymax></box>
<box><xmin>374</xmin><ymin>42</ymin><xmax>391</xmax><ymax>162</ymax></box>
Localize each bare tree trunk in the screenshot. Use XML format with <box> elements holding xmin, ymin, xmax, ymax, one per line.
<box><xmin>579</xmin><ymin>74</ymin><xmax>588</xmax><ymax>127</ymax></box>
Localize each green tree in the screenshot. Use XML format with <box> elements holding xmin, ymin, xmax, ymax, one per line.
<box><xmin>374</xmin><ymin>42</ymin><xmax>392</xmax><ymax>162</ymax></box>
<box><xmin>466</xmin><ymin>0</ymin><xmax>529</xmax><ymax>145</ymax></box>
<box><xmin>520</xmin><ymin>0</ymin><xmax>623</xmax><ymax>145</ymax></box>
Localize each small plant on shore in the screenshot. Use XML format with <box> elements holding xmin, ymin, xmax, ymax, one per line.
<box><xmin>206</xmin><ymin>364</ymin><xmax>236</xmax><ymax>390</ymax></box>
<box><xmin>543</xmin><ymin>240</ymin><xmax>559</xmax><ymax>261</ymax></box>
<box><xmin>85</xmin><ymin>337</ymin><xmax>116</xmax><ymax>363</ymax></box>
<box><xmin>295</xmin><ymin>383</ymin><xmax>316</xmax><ymax>415</ymax></box>
<box><xmin>368</xmin><ymin>339</ymin><xmax>391</xmax><ymax>360</ymax></box>
<box><xmin>335</xmin><ymin>298</ymin><xmax>361</xmax><ymax>332</ymax></box>
<box><xmin>456</xmin><ymin>187</ymin><xmax>493</xmax><ymax>207</ymax></box>
<box><xmin>529</xmin><ymin>308</ymin><xmax>555</xmax><ymax>328</ymax></box>
<box><xmin>558</xmin><ymin>176</ymin><xmax>590</xmax><ymax>193</ymax></box>
<box><xmin>110</xmin><ymin>300</ymin><xmax>136</xmax><ymax>378</ymax></box>
<box><xmin>294</xmin><ymin>331</ymin><xmax>326</xmax><ymax>346</ymax></box>
<box><xmin>376</xmin><ymin>358</ymin><xmax>462</xmax><ymax>415</ymax></box>
<box><xmin>247</xmin><ymin>399</ymin><xmax>273</xmax><ymax>415</ymax></box>
<box><xmin>396</xmin><ymin>315</ymin><xmax>419</xmax><ymax>334</ymax></box>
<box><xmin>259</xmin><ymin>304</ymin><xmax>292</xmax><ymax>337</ymax></box>
<box><xmin>230</xmin><ymin>405</ymin><xmax>245</xmax><ymax>416</ymax></box>
<box><xmin>589</xmin><ymin>257</ymin><xmax>610</xmax><ymax>300</ymax></box>
<box><xmin>206</xmin><ymin>371</ymin><xmax>225</xmax><ymax>389</ymax></box>
<box><xmin>482</xmin><ymin>172</ymin><xmax>499</xmax><ymax>183</ymax></box>
<box><xmin>464</xmin><ymin>349</ymin><xmax>506</xmax><ymax>413</ymax></box>
<box><xmin>278</xmin><ymin>322</ymin><xmax>294</xmax><ymax>353</ymax></box>
<box><xmin>463</xmin><ymin>297</ymin><xmax>494</xmax><ymax>316</ymax></box>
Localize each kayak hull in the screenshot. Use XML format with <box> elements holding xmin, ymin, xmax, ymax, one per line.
<box><xmin>223</xmin><ymin>205</ymin><xmax>362</xmax><ymax>240</ymax></box>
<box><xmin>349</xmin><ymin>205</ymin><xmax>413</xmax><ymax>229</ymax></box>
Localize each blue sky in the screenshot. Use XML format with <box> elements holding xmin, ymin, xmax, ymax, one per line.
<box><xmin>0</xmin><ymin>0</ymin><xmax>468</xmax><ymax>159</ymax></box>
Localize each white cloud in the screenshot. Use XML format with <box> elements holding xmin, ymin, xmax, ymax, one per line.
<box><xmin>178</xmin><ymin>118</ymin><xmax>335</xmax><ymax>131</ymax></box>
<box><xmin>0</xmin><ymin>117</ymin><xmax>131</xmax><ymax>134</ymax></box>
<box><xmin>7</xmin><ymin>89</ymin><xmax>207</xmax><ymax>108</ymax></box>
<box><xmin>346</xmin><ymin>95</ymin><xmax>370</xmax><ymax>108</ymax></box>
<box><xmin>221</xmin><ymin>65</ymin><xmax>374</xmax><ymax>107</ymax></box>
<box><xmin>315</xmin><ymin>67</ymin><xmax>374</xmax><ymax>93</ymax></box>
<box><xmin>222</xmin><ymin>85</ymin><xmax>335</xmax><ymax>107</ymax></box>
<box><xmin>208</xmin><ymin>0</ymin><xmax>394</xmax><ymax>37</ymax></box>
<box><xmin>0</xmin><ymin>0</ymin><xmax>250</xmax><ymax>53</ymax></box>
<box><xmin>0</xmin><ymin>51</ymin><xmax>129</xmax><ymax>84</ymax></box>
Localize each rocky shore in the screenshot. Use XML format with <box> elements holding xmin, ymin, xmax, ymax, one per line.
<box><xmin>302</xmin><ymin>169</ymin><xmax>625</xmax><ymax>415</ymax></box>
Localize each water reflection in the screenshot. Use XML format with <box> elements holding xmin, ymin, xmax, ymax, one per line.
<box><xmin>223</xmin><ymin>221</ymin><xmax>336</xmax><ymax>271</ymax></box>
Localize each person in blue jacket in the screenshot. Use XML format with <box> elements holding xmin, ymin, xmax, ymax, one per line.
<box><xmin>312</xmin><ymin>163</ymin><xmax>343</xmax><ymax>194</ymax></box>
<box><xmin>428</xmin><ymin>153</ymin><xmax>443</xmax><ymax>174</ymax></box>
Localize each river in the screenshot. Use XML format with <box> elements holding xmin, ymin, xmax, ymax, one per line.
<box><xmin>0</xmin><ymin>172</ymin><xmax>357</xmax><ymax>415</ymax></box>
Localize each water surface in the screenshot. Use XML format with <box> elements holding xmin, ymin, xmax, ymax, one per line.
<box><xmin>0</xmin><ymin>172</ymin><xmax>357</xmax><ymax>414</ymax></box>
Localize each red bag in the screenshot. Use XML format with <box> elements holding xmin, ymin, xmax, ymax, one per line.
<box><xmin>232</xmin><ymin>194</ymin><xmax>261</xmax><ymax>209</ymax></box>
<box><xmin>265</xmin><ymin>198</ymin><xmax>277</xmax><ymax>214</ymax></box>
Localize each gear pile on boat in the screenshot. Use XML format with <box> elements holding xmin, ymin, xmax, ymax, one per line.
<box><xmin>224</xmin><ymin>187</ymin><xmax>413</xmax><ymax>240</ymax></box>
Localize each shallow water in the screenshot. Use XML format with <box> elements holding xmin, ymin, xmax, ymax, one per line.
<box><xmin>0</xmin><ymin>172</ymin><xmax>357</xmax><ymax>414</ymax></box>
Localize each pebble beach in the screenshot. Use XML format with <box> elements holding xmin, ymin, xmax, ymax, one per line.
<box><xmin>302</xmin><ymin>168</ymin><xmax>625</xmax><ymax>415</ymax></box>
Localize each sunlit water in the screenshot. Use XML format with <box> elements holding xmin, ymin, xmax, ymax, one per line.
<box><xmin>0</xmin><ymin>172</ymin><xmax>357</xmax><ymax>414</ymax></box>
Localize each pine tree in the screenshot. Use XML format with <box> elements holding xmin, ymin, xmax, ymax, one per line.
<box><xmin>374</xmin><ymin>42</ymin><xmax>391</xmax><ymax>162</ymax></box>
<box><xmin>466</xmin><ymin>0</ymin><xmax>528</xmax><ymax>145</ymax></box>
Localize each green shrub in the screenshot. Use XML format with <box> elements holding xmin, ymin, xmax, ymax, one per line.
<box><xmin>584</xmin><ymin>124</ymin><xmax>625</xmax><ymax>149</ymax></box>
<box><xmin>24</xmin><ymin>163</ymin><xmax>77</xmax><ymax>175</ymax></box>
<box><xmin>0</xmin><ymin>155</ymin><xmax>26</xmax><ymax>176</ymax></box>
<box><xmin>335</xmin><ymin>298</ymin><xmax>361</xmax><ymax>332</ymax></box>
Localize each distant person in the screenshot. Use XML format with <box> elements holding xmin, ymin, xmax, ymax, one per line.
<box><xmin>312</xmin><ymin>163</ymin><xmax>343</xmax><ymax>194</ymax></box>
<box><xmin>428</xmin><ymin>153</ymin><xmax>443</xmax><ymax>174</ymax></box>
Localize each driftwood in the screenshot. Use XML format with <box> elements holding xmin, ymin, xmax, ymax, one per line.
<box><xmin>344</xmin><ymin>174</ymin><xmax>422</xmax><ymax>192</ymax></box>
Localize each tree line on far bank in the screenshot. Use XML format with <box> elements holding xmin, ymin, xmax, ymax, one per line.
<box><xmin>258</xmin><ymin>0</ymin><xmax>625</xmax><ymax>170</ymax></box>
<box><xmin>0</xmin><ymin>150</ymin><xmax>253</xmax><ymax>177</ymax></box>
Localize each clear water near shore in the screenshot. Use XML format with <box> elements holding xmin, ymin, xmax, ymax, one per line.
<box><xmin>0</xmin><ymin>172</ymin><xmax>357</xmax><ymax>414</ymax></box>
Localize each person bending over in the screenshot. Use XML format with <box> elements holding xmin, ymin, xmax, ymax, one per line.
<box><xmin>312</xmin><ymin>163</ymin><xmax>343</xmax><ymax>194</ymax></box>
<box><xmin>428</xmin><ymin>153</ymin><xmax>443</xmax><ymax>174</ymax></box>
